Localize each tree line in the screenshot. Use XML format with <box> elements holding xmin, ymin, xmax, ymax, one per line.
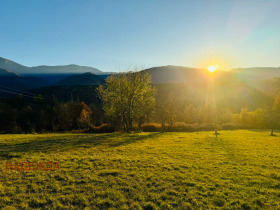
<box><xmin>1</xmin><ymin>70</ymin><xmax>280</xmax><ymax>134</ymax></box>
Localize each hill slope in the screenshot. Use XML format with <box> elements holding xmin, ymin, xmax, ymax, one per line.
<box><xmin>29</xmin><ymin>64</ymin><xmax>103</xmax><ymax>74</ymax></box>
<box><xmin>0</xmin><ymin>68</ymin><xmax>21</xmax><ymax>76</ymax></box>
<box><xmin>143</xmin><ymin>65</ymin><xmax>280</xmax><ymax>84</ymax></box>
<box><xmin>0</xmin><ymin>68</ymin><xmax>49</xmax><ymax>97</ymax></box>
<box><xmin>142</xmin><ymin>65</ymin><xmax>208</xmax><ymax>84</ymax></box>
<box><xmin>231</xmin><ymin>67</ymin><xmax>280</xmax><ymax>80</ymax></box>
<box><xmin>55</xmin><ymin>72</ymin><xmax>105</xmax><ymax>86</ymax></box>
<box><xmin>0</xmin><ymin>57</ymin><xmax>28</xmax><ymax>73</ymax></box>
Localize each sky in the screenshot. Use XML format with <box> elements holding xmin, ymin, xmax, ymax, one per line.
<box><xmin>1</xmin><ymin>0</ymin><xmax>280</xmax><ymax>72</ymax></box>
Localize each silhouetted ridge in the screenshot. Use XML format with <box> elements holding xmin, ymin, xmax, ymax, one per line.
<box><xmin>55</xmin><ymin>72</ymin><xmax>105</xmax><ymax>86</ymax></box>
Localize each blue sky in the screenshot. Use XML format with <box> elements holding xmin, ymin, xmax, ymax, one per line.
<box><xmin>1</xmin><ymin>0</ymin><xmax>280</xmax><ymax>72</ymax></box>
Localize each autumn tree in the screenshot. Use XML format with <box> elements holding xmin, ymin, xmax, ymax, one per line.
<box><xmin>240</xmin><ymin>108</ymin><xmax>251</xmax><ymax>128</ymax></box>
<box><xmin>155</xmin><ymin>93</ymin><xmax>177</xmax><ymax>127</ymax></box>
<box><xmin>97</xmin><ymin>70</ymin><xmax>156</xmax><ymax>132</ymax></box>
<box><xmin>56</xmin><ymin>102</ymin><xmax>92</xmax><ymax>131</ymax></box>
<box><xmin>77</xmin><ymin>102</ymin><xmax>92</xmax><ymax>129</ymax></box>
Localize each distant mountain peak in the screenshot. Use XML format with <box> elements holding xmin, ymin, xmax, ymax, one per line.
<box><xmin>0</xmin><ymin>57</ymin><xmax>28</xmax><ymax>73</ymax></box>
<box><xmin>0</xmin><ymin>57</ymin><xmax>104</xmax><ymax>74</ymax></box>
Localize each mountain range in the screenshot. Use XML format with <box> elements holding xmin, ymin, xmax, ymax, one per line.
<box><xmin>231</xmin><ymin>67</ymin><xmax>280</xmax><ymax>80</ymax></box>
<box><xmin>0</xmin><ymin>68</ymin><xmax>49</xmax><ymax>96</ymax></box>
<box><xmin>1</xmin><ymin>57</ymin><xmax>280</xmax><ymax>100</ymax></box>
<box><xmin>55</xmin><ymin>72</ymin><xmax>106</xmax><ymax>86</ymax></box>
<box><xmin>0</xmin><ymin>57</ymin><xmax>103</xmax><ymax>74</ymax></box>
<box><xmin>142</xmin><ymin>65</ymin><xmax>207</xmax><ymax>84</ymax></box>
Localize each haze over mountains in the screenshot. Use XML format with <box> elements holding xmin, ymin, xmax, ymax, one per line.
<box><xmin>0</xmin><ymin>56</ymin><xmax>280</xmax><ymax>95</ymax></box>
<box><xmin>1</xmin><ymin>56</ymin><xmax>280</xmax><ymax>112</ymax></box>
<box><xmin>142</xmin><ymin>66</ymin><xmax>208</xmax><ymax>84</ymax></box>
<box><xmin>56</xmin><ymin>72</ymin><xmax>106</xmax><ymax>86</ymax></box>
<box><xmin>1</xmin><ymin>57</ymin><xmax>280</xmax><ymax>78</ymax></box>
<box><xmin>0</xmin><ymin>68</ymin><xmax>49</xmax><ymax>94</ymax></box>
<box><xmin>231</xmin><ymin>67</ymin><xmax>280</xmax><ymax>80</ymax></box>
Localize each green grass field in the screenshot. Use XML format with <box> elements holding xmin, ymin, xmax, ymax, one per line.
<box><xmin>1</xmin><ymin>130</ymin><xmax>280</xmax><ymax>209</ymax></box>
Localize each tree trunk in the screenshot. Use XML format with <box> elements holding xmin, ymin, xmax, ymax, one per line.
<box><xmin>129</xmin><ymin>118</ymin><xmax>133</xmax><ymax>131</ymax></box>
<box><xmin>271</xmin><ymin>128</ymin><xmax>274</xmax><ymax>136</ymax></box>
<box><xmin>125</xmin><ymin>118</ymin><xmax>130</xmax><ymax>133</ymax></box>
<box><xmin>123</xmin><ymin>115</ymin><xmax>126</xmax><ymax>132</ymax></box>
<box><xmin>138</xmin><ymin>122</ymin><xmax>142</xmax><ymax>132</ymax></box>
<box><xmin>161</xmin><ymin>120</ymin><xmax>165</xmax><ymax>132</ymax></box>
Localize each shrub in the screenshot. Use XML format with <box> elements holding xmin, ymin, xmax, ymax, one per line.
<box><xmin>38</xmin><ymin>129</ymin><xmax>49</xmax><ymax>134</ymax></box>
<box><xmin>95</xmin><ymin>124</ymin><xmax>115</xmax><ymax>133</ymax></box>
<box><xmin>167</xmin><ymin>122</ymin><xmax>196</xmax><ymax>132</ymax></box>
<box><xmin>8</xmin><ymin>124</ymin><xmax>23</xmax><ymax>134</ymax></box>
<box><xmin>70</xmin><ymin>130</ymin><xmax>84</xmax><ymax>133</ymax></box>
<box><xmin>197</xmin><ymin>123</ymin><xmax>216</xmax><ymax>131</ymax></box>
<box><xmin>87</xmin><ymin>124</ymin><xmax>115</xmax><ymax>133</ymax></box>
<box><xmin>141</xmin><ymin>123</ymin><xmax>161</xmax><ymax>132</ymax></box>
<box><xmin>221</xmin><ymin>123</ymin><xmax>236</xmax><ymax>130</ymax></box>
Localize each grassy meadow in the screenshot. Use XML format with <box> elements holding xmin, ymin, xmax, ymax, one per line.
<box><xmin>1</xmin><ymin>130</ymin><xmax>280</xmax><ymax>209</ymax></box>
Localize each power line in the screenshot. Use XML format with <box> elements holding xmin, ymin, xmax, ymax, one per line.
<box><xmin>0</xmin><ymin>88</ymin><xmax>47</xmax><ymax>100</ymax></box>
<box><xmin>0</xmin><ymin>84</ymin><xmax>35</xmax><ymax>97</ymax></box>
<box><xmin>0</xmin><ymin>88</ymin><xmax>35</xmax><ymax>98</ymax></box>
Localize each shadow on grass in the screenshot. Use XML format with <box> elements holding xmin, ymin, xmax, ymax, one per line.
<box><xmin>246</xmin><ymin>129</ymin><xmax>280</xmax><ymax>135</ymax></box>
<box><xmin>109</xmin><ymin>132</ymin><xmax>161</xmax><ymax>147</ymax></box>
<box><xmin>0</xmin><ymin>132</ymin><xmax>161</xmax><ymax>160</ymax></box>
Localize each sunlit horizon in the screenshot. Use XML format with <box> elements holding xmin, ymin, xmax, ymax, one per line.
<box><xmin>208</xmin><ymin>65</ymin><xmax>217</xmax><ymax>73</ymax></box>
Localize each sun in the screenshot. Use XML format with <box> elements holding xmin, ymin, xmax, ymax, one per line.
<box><xmin>208</xmin><ymin>65</ymin><xmax>216</xmax><ymax>72</ymax></box>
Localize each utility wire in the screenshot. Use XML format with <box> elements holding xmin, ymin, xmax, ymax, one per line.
<box><xmin>0</xmin><ymin>88</ymin><xmax>48</xmax><ymax>100</ymax></box>
<box><xmin>0</xmin><ymin>88</ymin><xmax>36</xmax><ymax>98</ymax></box>
<box><xmin>0</xmin><ymin>84</ymin><xmax>36</xmax><ymax>97</ymax></box>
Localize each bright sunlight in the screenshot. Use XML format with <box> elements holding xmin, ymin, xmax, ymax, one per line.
<box><xmin>208</xmin><ymin>65</ymin><xmax>216</xmax><ymax>72</ymax></box>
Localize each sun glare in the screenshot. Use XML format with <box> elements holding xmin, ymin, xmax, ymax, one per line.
<box><xmin>208</xmin><ymin>65</ymin><xmax>216</xmax><ymax>73</ymax></box>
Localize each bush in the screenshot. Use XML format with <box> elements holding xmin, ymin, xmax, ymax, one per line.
<box><xmin>95</xmin><ymin>124</ymin><xmax>115</xmax><ymax>133</ymax></box>
<box><xmin>197</xmin><ymin>123</ymin><xmax>216</xmax><ymax>131</ymax></box>
<box><xmin>39</xmin><ymin>129</ymin><xmax>50</xmax><ymax>134</ymax></box>
<box><xmin>164</xmin><ymin>122</ymin><xmax>196</xmax><ymax>132</ymax></box>
<box><xmin>70</xmin><ymin>130</ymin><xmax>84</xmax><ymax>133</ymax></box>
<box><xmin>87</xmin><ymin>124</ymin><xmax>115</xmax><ymax>133</ymax></box>
<box><xmin>8</xmin><ymin>124</ymin><xmax>23</xmax><ymax>134</ymax></box>
<box><xmin>221</xmin><ymin>123</ymin><xmax>236</xmax><ymax>130</ymax></box>
<box><xmin>141</xmin><ymin>123</ymin><xmax>161</xmax><ymax>132</ymax></box>
<box><xmin>142</xmin><ymin>122</ymin><xmax>198</xmax><ymax>132</ymax></box>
